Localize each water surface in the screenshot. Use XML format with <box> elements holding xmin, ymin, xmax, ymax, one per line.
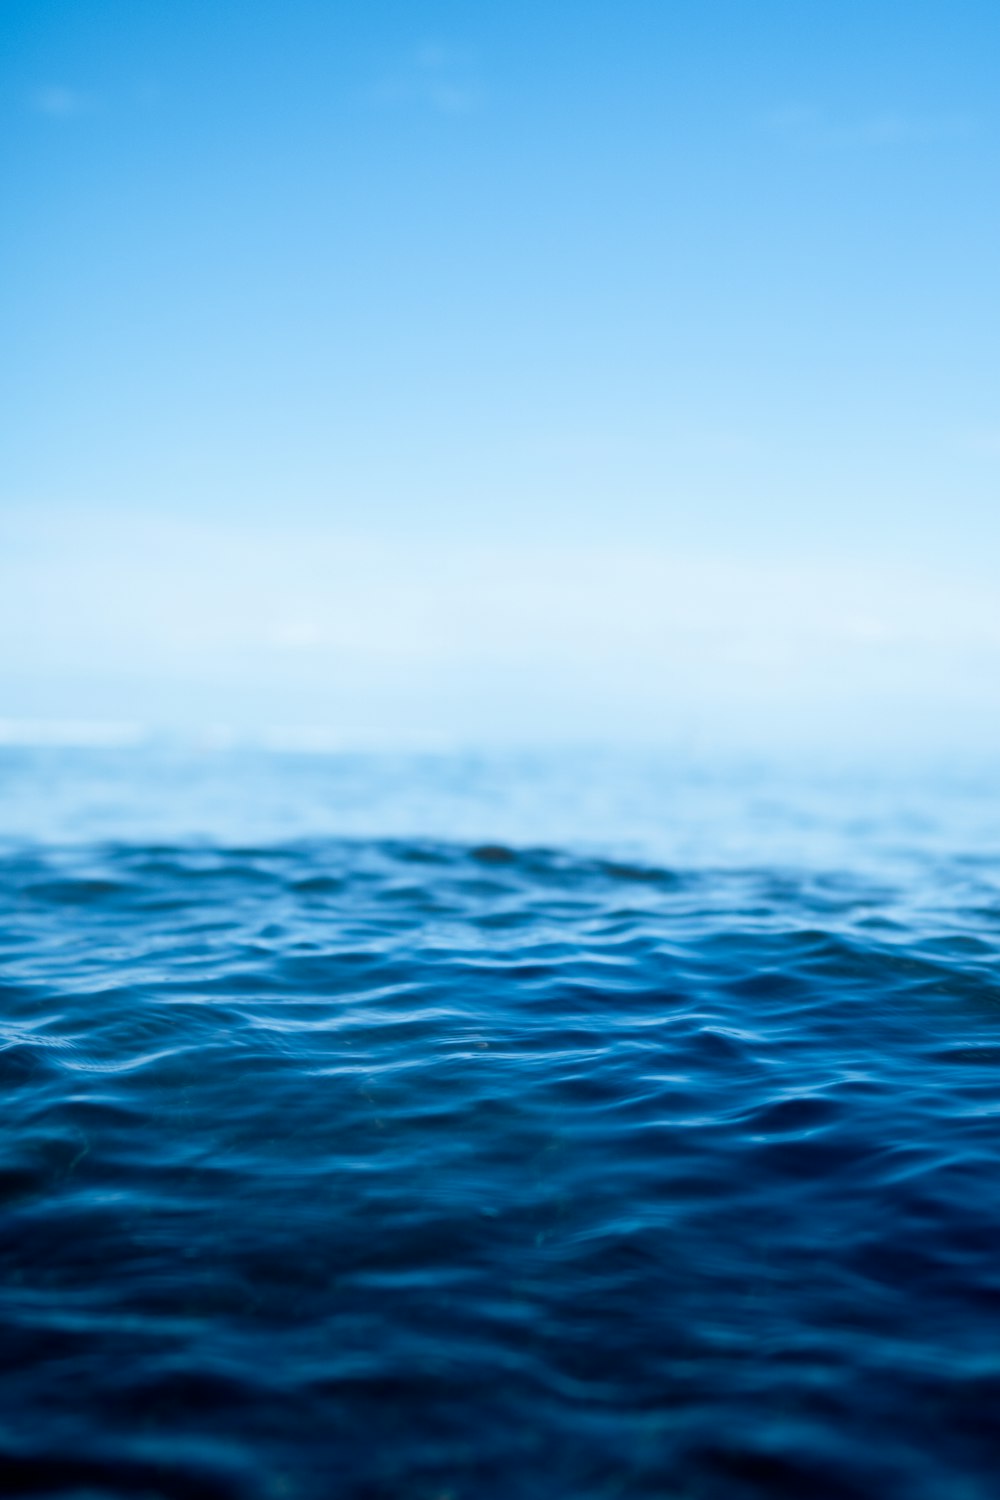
<box><xmin>2</xmin><ymin>747</ymin><xmax>999</xmax><ymax>1497</ymax></box>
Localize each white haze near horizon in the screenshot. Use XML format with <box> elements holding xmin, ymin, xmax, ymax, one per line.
<box><xmin>2</xmin><ymin>505</ymin><xmax>998</xmax><ymax>757</ymax></box>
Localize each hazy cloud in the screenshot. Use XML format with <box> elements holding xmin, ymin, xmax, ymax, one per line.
<box><xmin>764</xmin><ymin>104</ymin><xmax>973</xmax><ymax>147</ymax></box>
<box><xmin>30</xmin><ymin>84</ymin><xmax>93</xmax><ymax>118</ymax></box>
<box><xmin>28</xmin><ymin>82</ymin><xmax>161</xmax><ymax>119</ymax></box>
<box><xmin>368</xmin><ymin>43</ymin><xmax>483</xmax><ymax>116</ymax></box>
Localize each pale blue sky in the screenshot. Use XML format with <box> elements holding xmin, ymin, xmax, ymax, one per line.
<box><xmin>3</xmin><ymin>1</ymin><xmax>999</xmax><ymax>748</ymax></box>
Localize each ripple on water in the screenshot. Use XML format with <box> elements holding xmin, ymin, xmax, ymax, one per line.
<box><xmin>1</xmin><ymin>838</ymin><xmax>1000</xmax><ymax>1497</ymax></box>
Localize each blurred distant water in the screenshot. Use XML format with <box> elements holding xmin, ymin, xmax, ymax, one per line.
<box><xmin>4</xmin><ymin>740</ymin><xmax>1000</xmax><ymax>873</ymax></box>
<box><xmin>2</xmin><ymin>744</ymin><xmax>1000</xmax><ymax>1498</ymax></box>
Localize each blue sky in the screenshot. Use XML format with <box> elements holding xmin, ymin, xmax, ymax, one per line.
<box><xmin>2</xmin><ymin>1</ymin><xmax>999</xmax><ymax>749</ymax></box>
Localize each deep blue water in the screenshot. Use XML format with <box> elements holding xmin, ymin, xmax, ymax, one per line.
<box><xmin>2</xmin><ymin>747</ymin><xmax>1000</xmax><ymax>1498</ymax></box>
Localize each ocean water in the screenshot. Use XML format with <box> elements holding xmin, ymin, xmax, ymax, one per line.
<box><xmin>2</xmin><ymin>744</ymin><xmax>1000</xmax><ymax>1499</ymax></box>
